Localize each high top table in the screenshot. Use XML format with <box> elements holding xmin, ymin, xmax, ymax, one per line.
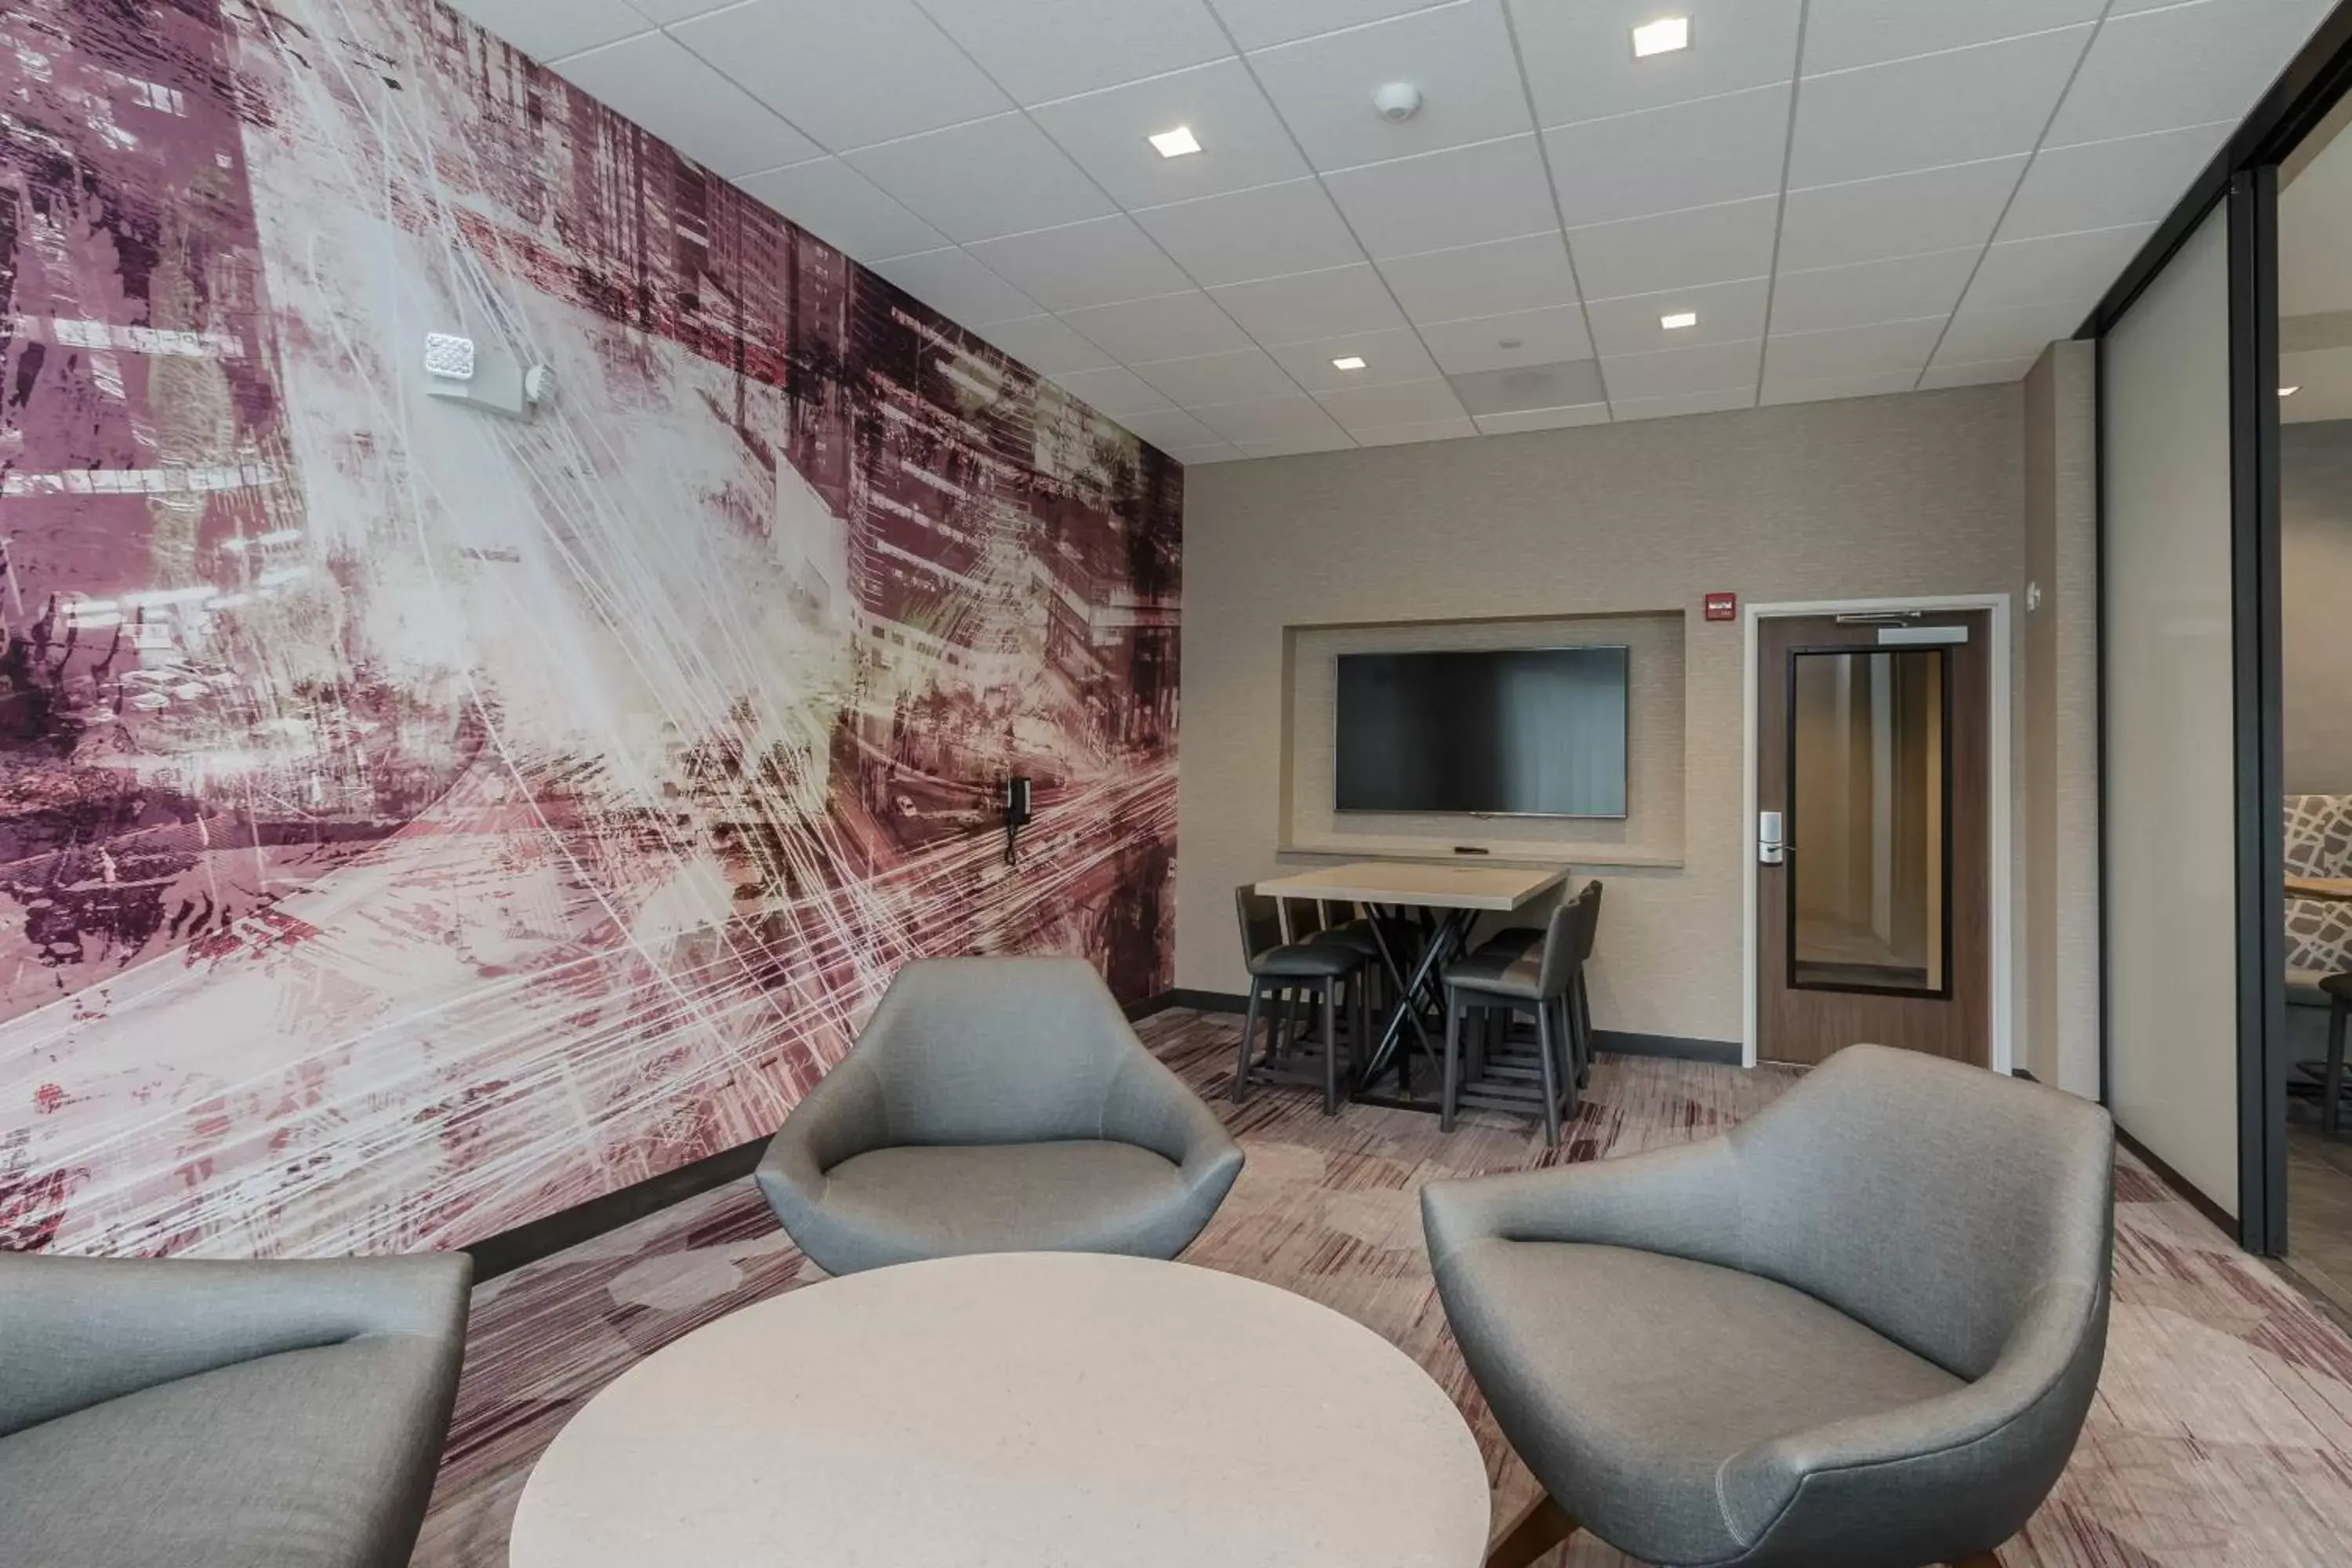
<box><xmin>1255</xmin><ymin>861</ymin><xmax>1570</xmax><ymax>1110</ymax></box>
<box><xmin>509</xmin><ymin>1251</ymin><xmax>1492</xmax><ymax>1568</ymax></box>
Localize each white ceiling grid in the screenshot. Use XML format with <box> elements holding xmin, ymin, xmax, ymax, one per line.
<box><xmin>444</xmin><ymin>0</ymin><xmax>2336</xmax><ymax>462</ymax></box>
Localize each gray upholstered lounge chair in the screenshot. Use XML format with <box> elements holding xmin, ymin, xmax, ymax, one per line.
<box><xmin>758</xmin><ymin>956</ymin><xmax>1244</xmax><ymax>1276</ymax></box>
<box><xmin>1423</xmin><ymin>1044</ymin><xmax>2113</xmax><ymax>1568</ymax></box>
<box><xmin>0</xmin><ymin>1250</ymin><xmax>472</xmax><ymax>1568</ymax></box>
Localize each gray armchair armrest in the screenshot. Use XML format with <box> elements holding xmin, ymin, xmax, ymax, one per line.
<box><xmin>1715</xmin><ymin>1280</ymin><xmax>2107</xmax><ymax>1557</ymax></box>
<box><xmin>0</xmin><ymin>1251</ymin><xmax>471</xmax><ymax>1439</ymax></box>
<box><xmin>756</xmin><ymin>1055</ymin><xmax>891</xmax><ymax>1221</ymax></box>
<box><xmin>1421</xmin><ymin>1138</ymin><xmax>1746</xmax><ymax>1276</ymax></box>
<box><xmin>1102</xmin><ymin>1051</ymin><xmax>1245</xmax><ymax>1210</ymax></box>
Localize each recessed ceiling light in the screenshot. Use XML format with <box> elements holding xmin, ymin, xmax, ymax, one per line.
<box><xmin>2281</xmin><ymin>385</ymin><xmax>2303</xmax><ymax>397</ymax></box>
<box><xmin>1331</xmin><ymin>356</ymin><xmax>1368</xmax><ymax>371</ymax></box>
<box><xmin>1149</xmin><ymin>125</ymin><xmax>1201</xmax><ymax>158</ymax></box>
<box><xmin>1661</xmin><ymin>310</ymin><xmax>1698</xmax><ymax>330</ymax></box>
<box><xmin>1632</xmin><ymin>16</ymin><xmax>1690</xmax><ymax>57</ymax></box>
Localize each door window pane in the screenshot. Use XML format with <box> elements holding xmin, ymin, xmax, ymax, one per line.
<box><xmin>1789</xmin><ymin>648</ymin><xmax>1949</xmax><ymax>995</ymax></box>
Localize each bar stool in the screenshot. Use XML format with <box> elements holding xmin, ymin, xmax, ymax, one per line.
<box><xmin>1439</xmin><ymin>882</ymin><xmax>1603</xmax><ymax>1146</ymax></box>
<box><xmin>1232</xmin><ymin>886</ymin><xmax>1362</xmax><ymax>1115</ymax></box>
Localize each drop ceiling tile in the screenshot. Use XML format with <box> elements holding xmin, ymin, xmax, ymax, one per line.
<box><xmin>2049</xmin><ymin>0</ymin><xmax>2334</xmax><ymax>147</ymax></box>
<box><xmin>735</xmin><ymin>159</ymin><xmax>948</xmax><ymax>261</ymax></box>
<box><xmin>1208</xmin><ymin>263</ymin><xmax>1407</xmax><ymax>344</ymax></box>
<box><xmin>916</xmin><ymin>0</ymin><xmax>1232</xmax><ymax>104</ymax></box>
<box><xmin>1247</xmin><ymin>0</ymin><xmax>1533</xmax><ymax>169</ymax></box>
<box><xmin>1171</xmin><ymin>441</ymin><xmax>1249</xmax><ymax>463</ymax></box>
<box><xmin>1194</xmin><ymin>394</ymin><xmax>1353</xmax><ymax>443</ymax></box>
<box><xmin>1800</xmin><ymin>0</ymin><xmax>2105</xmax><ymax>75</ymax></box>
<box><xmin>867</xmin><ymin>248</ymin><xmax>1040</xmax><ymax>327</ymax></box>
<box><xmin>1416</xmin><ymin>303</ymin><xmax>1593</xmax><ymax>374</ymax></box>
<box><xmin>1568</xmin><ymin>196</ymin><xmax>1778</xmax><ymax>300</ymax></box>
<box><xmin>1584</xmin><ymin>277</ymin><xmax>1768</xmax><ymax>358</ymax></box>
<box><xmin>551</xmin><ymin>34</ymin><xmax>821</xmax><ymax>178</ymax></box>
<box><xmin>1449</xmin><ymin>358</ymin><xmax>1606</xmax><ymax>415</ymax></box>
<box><xmin>1265</xmin><ymin>328</ymin><xmax>1441</xmax><ymax>390</ymax></box>
<box><xmin>1376</xmin><ymin>232</ymin><xmax>1579</xmax><ymax>324</ymax></box>
<box><xmin>1602</xmin><ymin>339</ymin><xmax>1764</xmax><ymax>401</ymax></box>
<box><xmin>1044</xmin><ymin>365</ymin><xmax>1177</xmax><ymax>416</ymax></box>
<box><xmin>1240</xmin><ymin>429</ymin><xmax>1360</xmax><ymax>457</ymax></box>
<box><xmin>1314</xmin><ymin>376</ymin><xmax>1469</xmax><ymax>430</ymax></box>
<box><xmin>1030</xmin><ymin>59</ymin><xmax>1310</xmax><ymax>206</ymax></box>
<box><xmin>670</xmin><ymin>0</ymin><xmax>1010</xmax><ymax>151</ymax></box>
<box><xmin>1610</xmin><ymin>387</ymin><xmax>1759</xmax><ymax>421</ymax></box>
<box><xmin>1788</xmin><ymin>27</ymin><xmax>2093</xmax><ymax>189</ymax></box>
<box><xmin>845</xmin><ymin>115</ymin><xmax>1115</xmax><ymax>243</ymax></box>
<box><xmin>2000</xmin><ymin>123</ymin><xmax>2234</xmax><ymax>243</ymax></box>
<box><xmin>1919</xmin><ymin>355</ymin><xmax>2040</xmax><ymax>389</ymax></box>
<box><xmin>1963</xmin><ymin>223</ymin><xmax>2156</xmax><ymax>315</ymax></box>
<box><xmin>1352</xmin><ymin>416</ymin><xmax>1482</xmax><ymax>445</ymax></box>
<box><xmin>1211</xmin><ymin>0</ymin><xmax>1450</xmax><ymax>51</ymax></box>
<box><xmin>966</xmin><ymin>216</ymin><xmax>1193</xmax><ymax>310</ymax></box>
<box><xmin>1933</xmin><ymin>299</ymin><xmax>2085</xmax><ymax>367</ymax></box>
<box><xmin>1060</xmin><ymin>289</ymin><xmax>1253</xmax><ymax>360</ymax></box>
<box><xmin>626</xmin><ymin>1</ymin><xmax>740</xmax><ymax>20</ymax></box>
<box><xmin>1508</xmin><ymin>0</ymin><xmax>1802</xmax><ymax>126</ymax></box>
<box><xmin>970</xmin><ymin>314</ymin><xmax>1118</xmax><ymax>374</ymax></box>
<box><xmin>1764</xmin><ymin>317</ymin><xmax>1944</xmax><ymax>382</ymax></box>
<box><xmin>446</xmin><ymin>0</ymin><xmax>648</xmax><ymax>60</ymax></box>
<box><xmin>1544</xmin><ymin>84</ymin><xmax>1791</xmax><ymax>227</ymax></box>
<box><xmin>1132</xmin><ymin>180</ymin><xmax>1367</xmax><ymax>286</ymax></box>
<box><xmin>1111</xmin><ymin>405</ymin><xmax>1225</xmax><ymax>452</ymax></box>
<box><xmin>1130</xmin><ymin>346</ymin><xmax>1301</xmax><ymax>404</ymax></box>
<box><xmin>1323</xmin><ymin>134</ymin><xmax>1559</xmax><ymax>259</ymax></box>
<box><xmin>1473</xmin><ymin>403</ymin><xmax>1610</xmax><ymax>434</ymax></box>
<box><xmin>1777</xmin><ymin>156</ymin><xmax>2027</xmax><ymax>272</ymax></box>
<box><xmin>1769</xmin><ymin>248</ymin><xmax>1980</xmax><ymax>336</ymax></box>
<box><xmin>1760</xmin><ymin>369</ymin><xmax>1922</xmax><ymax>405</ymax></box>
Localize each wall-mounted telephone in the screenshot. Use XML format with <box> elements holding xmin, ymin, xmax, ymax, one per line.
<box><xmin>1004</xmin><ymin>775</ymin><xmax>1033</xmax><ymax>866</ymax></box>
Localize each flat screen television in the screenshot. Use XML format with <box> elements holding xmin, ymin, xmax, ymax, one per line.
<box><xmin>1334</xmin><ymin>646</ymin><xmax>1629</xmax><ymax>818</ymax></box>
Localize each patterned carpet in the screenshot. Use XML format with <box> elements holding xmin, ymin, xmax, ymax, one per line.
<box><xmin>414</xmin><ymin>1010</ymin><xmax>2352</xmax><ymax>1566</ymax></box>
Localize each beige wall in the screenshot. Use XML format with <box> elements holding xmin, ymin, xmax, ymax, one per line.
<box><xmin>1179</xmin><ymin>387</ymin><xmax>2027</xmax><ymax>1046</ymax></box>
<box><xmin>2024</xmin><ymin>340</ymin><xmax>2103</xmax><ymax>1098</ymax></box>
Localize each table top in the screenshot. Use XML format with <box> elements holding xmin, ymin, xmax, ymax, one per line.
<box><xmin>1257</xmin><ymin>859</ymin><xmax>1570</xmax><ymax>912</ymax></box>
<box><xmin>2290</xmin><ymin>876</ymin><xmax>2352</xmax><ymax>903</ymax></box>
<box><xmin>509</xmin><ymin>1251</ymin><xmax>1491</xmax><ymax>1568</ymax></box>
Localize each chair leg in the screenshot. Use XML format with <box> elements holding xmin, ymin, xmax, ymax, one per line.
<box><xmin>1534</xmin><ymin>1000</ymin><xmax>1564</xmax><ymax>1149</ymax></box>
<box><xmin>1947</xmin><ymin>1555</ymin><xmax>2002</xmax><ymax>1568</ymax></box>
<box><xmin>1232</xmin><ymin>982</ymin><xmax>1262</xmax><ymax>1104</ymax></box>
<box><xmin>1441</xmin><ymin>985</ymin><xmax>1463</xmax><ymax>1133</ymax></box>
<box><xmin>1486</xmin><ymin>1493</ymin><xmax>1578</xmax><ymax>1568</ymax></box>
<box><xmin>1321</xmin><ymin>978</ymin><xmax>1341</xmax><ymax>1116</ymax></box>
<box><xmin>2328</xmin><ymin>998</ymin><xmax>2349</xmax><ymax>1138</ymax></box>
<box><xmin>1552</xmin><ymin>993</ymin><xmax>1580</xmax><ymax>1122</ymax></box>
<box><xmin>1572</xmin><ymin>971</ymin><xmax>1594</xmax><ymax>1088</ymax></box>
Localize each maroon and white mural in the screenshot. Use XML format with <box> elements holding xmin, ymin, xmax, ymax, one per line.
<box><xmin>0</xmin><ymin>1</ymin><xmax>1181</xmax><ymax>1258</ymax></box>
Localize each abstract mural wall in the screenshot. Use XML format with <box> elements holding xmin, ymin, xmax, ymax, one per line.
<box><xmin>0</xmin><ymin>0</ymin><xmax>1181</xmax><ymax>1259</ymax></box>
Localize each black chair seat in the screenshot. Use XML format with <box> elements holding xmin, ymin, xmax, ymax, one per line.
<box><xmin>2322</xmin><ymin>972</ymin><xmax>2352</xmax><ymax>1005</ymax></box>
<box><xmin>1249</xmin><ymin>942</ymin><xmax>1359</xmax><ymax>980</ymax></box>
<box><xmin>1443</xmin><ymin>946</ymin><xmax>1543</xmax><ymax>1001</ymax></box>
<box><xmin>1311</xmin><ymin>921</ymin><xmax>1383</xmax><ymax>960</ymax></box>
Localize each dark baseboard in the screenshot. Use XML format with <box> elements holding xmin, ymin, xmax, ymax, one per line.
<box><xmin>2013</xmin><ymin>1067</ymin><xmax>2040</xmax><ymax>1083</ymax></box>
<box><xmin>1160</xmin><ymin>987</ymin><xmax>1252</xmax><ymax>1014</ymax></box>
<box><xmin>1592</xmin><ymin>1029</ymin><xmax>1742</xmax><ymax>1065</ymax></box>
<box><xmin>468</xmin><ymin>1135</ymin><xmax>768</xmax><ymax>1283</ymax></box>
<box><xmin>1123</xmin><ymin>991</ymin><xmax>1185</xmax><ymax>1022</ymax></box>
<box><xmin>1160</xmin><ymin>992</ymin><xmax>1740</xmax><ymax>1065</ymax></box>
<box><xmin>2114</xmin><ymin>1124</ymin><xmax>2240</xmax><ymax>1240</ymax></box>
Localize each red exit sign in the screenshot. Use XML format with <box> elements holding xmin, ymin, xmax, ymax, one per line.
<box><xmin>1704</xmin><ymin>592</ymin><xmax>1737</xmax><ymax>622</ymax></box>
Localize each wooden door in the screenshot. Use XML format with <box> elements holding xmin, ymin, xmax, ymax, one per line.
<box><xmin>1756</xmin><ymin>612</ymin><xmax>1991</xmax><ymax>1067</ymax></box>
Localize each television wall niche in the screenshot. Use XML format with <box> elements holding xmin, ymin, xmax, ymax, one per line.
<box><xmin>0</xmin><ymin>0</ymin><xmax>1181</xmax><ymax>1258</ymax></box>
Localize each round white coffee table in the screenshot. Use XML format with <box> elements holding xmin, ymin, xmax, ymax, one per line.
<box><xmin>510</xmin><ymin>1250</ymin><xmax>1491</xmax><ymax>1568</ymax></box>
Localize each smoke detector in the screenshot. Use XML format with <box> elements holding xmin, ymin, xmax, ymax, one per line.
<box><xmin>1374</xmin><ymin>82</ymin><xmax>1423</xmax><ymax>122</ymax></box>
